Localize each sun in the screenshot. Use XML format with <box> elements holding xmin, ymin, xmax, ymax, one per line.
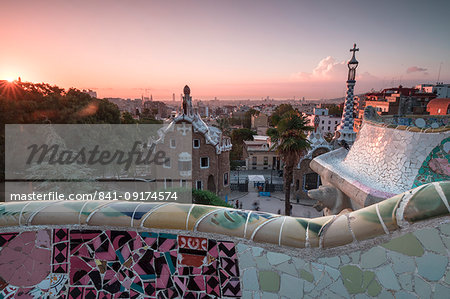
<box><xmin>5</xmin><ymin>77</ymin><xmax>14</xmax><ymax>83</ymax></box>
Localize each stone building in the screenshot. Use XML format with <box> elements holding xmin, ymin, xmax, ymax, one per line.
<box><xmin>242</xmin><ymin>136</ymin><xmax>281</xmax><ymax>170</ymax></box>
<box><xmin>154</xmin><ymin>85</ymin><xmax>232</xmax><ymax>198</ymax></box>
<box><xmin>251</xmin><ymin>113</ymin><xmax>269</xmax><ymax>135</ymax></box>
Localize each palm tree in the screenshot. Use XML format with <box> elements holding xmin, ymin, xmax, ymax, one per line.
<box><xmin>267</xmin><ymin>111</ymin><xmax>313</xmax><ymax>215</ymax></box>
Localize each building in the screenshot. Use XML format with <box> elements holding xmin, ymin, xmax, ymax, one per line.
<box><xmin>293</xmin><ymin>114</ymin><xmax>332</xmax><ymax>202</ymax></box>
<box><xmin>427</xmin><ymin>98</ymin><xmax>450</xmax><ymax>115</ymax></box>
<box><xmin>82</xmin><ymin>89</ymin><xmax>97</xmax><ymax>98</ymax></box>
<box><xmin>143</xmin><ymin>100</ymin><xmax>169</xmax><ymax>119</ymax></box>
<box><xmin>364</xmin><ymin>86</ymin><xmax>436</xmax><ymax>116</ymax></box>
<box><xmin>242</xmin><ymin>136</ymin><xmax>281</xmax><ymax>170</ymax></box>
<box><xmin>251</xmin><ymin>113</ymin><xmax>269</xmax><ymax>135</ymax></box>
<box><xmin>155</xmin><ymin>85</ymin><xmax>232</xmax><ymax>197</ymax></box>
<box><xmin>416</xmin><ymin>83</ymin><xmax>450</xmax><ymax>98</ymax></box>
<box><xmin>306</xmin><ymin>108</ymin><xmax>341</xmax><ymax>137</ymax></box>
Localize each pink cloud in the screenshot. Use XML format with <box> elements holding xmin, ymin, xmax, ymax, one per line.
<box><xmin>406</xmin><ymin>66</ymin><xmax>427</xmax><ymax>73</ymax></box>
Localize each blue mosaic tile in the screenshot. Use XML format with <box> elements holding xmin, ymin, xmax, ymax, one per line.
<box><xmin>416</xmin><ymin>252</ymin><xmax>447</xmax><ymax>281</ymax></box>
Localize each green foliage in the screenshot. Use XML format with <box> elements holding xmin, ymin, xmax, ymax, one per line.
<box><xmin>121</xmin><ymin>111</ymin><xmax>137</xmax><ymax>124</ymax></box>
<box><xmin>328</xmin><ymin>105</ymin><xmax>343</xmax><ymax>116</ymax></box>
<box><xmin>270</xmin><ymin>104</ymin><xmax>295</xmax><ymax>126</ymax></box>
<box><xmin>243</xmin><ymin>108</ymin><xmax>259</xmax><ymax>129</ymax></box>
<box><xmin>230</xmin><ymin>128</ymin><xmax>256</xmax><ymax>160</ymax></box>
<box><xmin>192</xmin><ymin>189</ymin><xmax>233</xmax><ymax>208</ymax></box>
<box><xmin>215</xmin><ymin>118</ymin><xmax>231</xmax><ymax>136</ymax></box>
<box><xmin>266</xmin><ymin>110</ymin><xmax>313</xmax><ymax>215</ymax></box>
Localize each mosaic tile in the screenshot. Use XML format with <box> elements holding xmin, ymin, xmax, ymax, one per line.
<box><xmin>388</xmin><ymin>251</ymin><xmax>415</xmax><ymax>274</ymax></box>
<box><xmin>375</xmin><ymin>266</ymin><xmax>400</xmax><ymax>290</ymax></box>
<box><xmin>382</xmin><ymin>233</ymin><xmax>424</xmax><ymax>257</ymax></box>
<box><xmin>360</xmin><ymin>247</ymin><xmax>387</xmax><ymax>268</ymax></box>
<box><xmin>266</xmin><ymin>252</ymin><xmax>290</xmax><ymax>266</ymax></box>
<box><xmin>275</xmin><ymin>261</ymin><xmax>297</xmax><ymax>276</ymax></box>
<box><xmin>242</xmin><ymin>268</ymin><xmax>259</xmax><ymax>291</ymax></box>
<box><xmin>413</xmin><ymin>228</ymin><xmax>447</xmax><ymax>254</ymax></box>
<box><xmin>279</xmin><ymin>274</ymin><xmax>303</xmax><ymax>299</ymax></box>
<box><xmin>416</xmin><ymin>252</ymin><xmax>447</xmax><ymax>281</ymax></box>
<box><xmin>258</xmin><ymin>271</ymin><xmax>279</xmax><ymax>292</ymax></box>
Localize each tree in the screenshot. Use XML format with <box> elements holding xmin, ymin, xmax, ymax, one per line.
<box><xmin>270</xmin><ymin>104</ymin><xmax>295</xmax><ymax>126</ymax></box>
<box><xmin>243</xmin><ymin>109</ymin><xmax>259</xmax><ymax>129</ymax></box>
<box><xmin>230</xmin><ymin>128</ymin><xmax>256</xmax><ymax>160</ymax></box>
<box><xmin>121</xmin><ymin>111</ymin><xmax>137</xmax><ymax>124</ymax></box>
<box><xmin>267</xmin><ymin>111</ymin><xmax>313</xmax><ymax>215</ymax></box>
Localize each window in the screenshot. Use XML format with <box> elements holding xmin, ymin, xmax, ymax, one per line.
<box><xmin>196</xmin><ymin>180</ymin><xmax>202</xmax><ymax>190</ymax></box>
<box><xmin>303</xmin><ymin>173</ymin><xmax>320</xmax><ymax>191</ymax></box>
<box><xmin>193</xmin><ymin>139</ymin><xmax>200</xmax><ymax>148</ymax></box>
<box><xmin>180</xmin><ymin>179</ymin><xmax>187</xmax><ymax>187</ymax></box>
<box><xmin>263</xmin><ymin>156</ymin><xmax>268</xmax><ymax>165</ymax></box>
<box><xmin>170</xmin><ymin>139</ymin><xmax>176</xmax><ymax>148</ymax></box>
<box><xmin>295</xmin><ymin>179</ymin><xmax>300</xmax><ymax>191</ymax></box>
<box><xmin>322</xmin><ymin>120</ymin><xmax>324</xmax><ymax>124</ymax></box>
<box><xmin>328</xmin><ymin>126</ymin><xmax>330</xmax><ymax>131</ymax></box>
<box><xmin>200</xmin><ymin>157</ymin><xmax>209</xmax><ymax>168</ymax></box>
<box><xmin>252</xmin><ymin>157</ymin><xmax>257</xmax><ymax>165</ymax></box>
<box><xmin>165</xmin><ymin>178</ymin><xmax>172</xmax><ymax>188</ymax></box>
<box><xmin>223</xmin><ymin>173</ymin><xmax>229</xmax><ymax>186</ymax></box>
<box><xmin>328</xmin><ymin>120</ymin><xmax>331</xmax><ymax>124</ymax></box>
<box><xmin>163</xmin><ymin>157</ymin><xmax>171</xmax><ymax>168</ymax></box>
<box><xmin>178</xmin><ymin>160</ymin><xmax>191</xmax><ymax>171</ymax></box>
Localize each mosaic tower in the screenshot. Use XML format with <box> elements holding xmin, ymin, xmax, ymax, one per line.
<box><xmin>337</xmin><ymin>44</ymin><xmax>359</xmax><ymax>145</ymax></box>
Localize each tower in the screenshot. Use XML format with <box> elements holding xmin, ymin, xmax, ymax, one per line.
<box><xmin>336</xmin><ymin>44</ymin><xmax>359</xmax><ymax>145</ymax></box>
<box><xmin>182</xmin><ymin>85</ymin><xmax>194</xmax><ymax>116</ymax></box>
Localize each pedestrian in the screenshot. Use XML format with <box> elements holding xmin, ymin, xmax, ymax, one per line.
<box><xmin>277</xmin><ymin>209</ymin><xmax>281</xmax><ymax>215</ymax></box>
<box><xmin>235</xmin><ymin>200</ymin><xmax>239</xmax><ymax>209</ymax></box>
<box><xmin>239</xmin><ymin>202</ymin><xmax>243</xmax><ymax>209</ymax></box>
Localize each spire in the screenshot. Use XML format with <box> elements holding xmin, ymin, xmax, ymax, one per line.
<box><xmin>336</xmin><ymin>44</ymin><xmax>359</xmax><ymax>146</ymax></box>
<box><xmin>182</xmin><ymin>85</ymin><xmax>193</xmax><ymax>116</ymax></box>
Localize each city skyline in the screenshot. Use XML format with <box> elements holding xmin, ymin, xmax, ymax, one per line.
<box><xmin>1</xmin><ymin>0</ymin><xmax>449</xmax><ymax>100</ymax></box>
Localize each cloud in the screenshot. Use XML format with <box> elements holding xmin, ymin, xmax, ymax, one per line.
<box><xmin>291</xmin><ymin>56</ymin><xmax>376</xmax><ymax>82</ymax></box>
<box><xmin>406</xmin><ymin>66</ymin><xmax>427</xmax><ymax>74</ymax></box>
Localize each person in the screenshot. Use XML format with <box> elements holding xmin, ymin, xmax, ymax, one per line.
<box><xmin>239</xmin><ymin>202</ymin><xmax>243</xmax><ymax>209</ymax></box>
<box><xmin>277</xmin><ymin>209</ymin><xmax>281</xmax><ymax>215</ymax></box>
<box><xmin>235</xmin><ymin>200</ymin><xmax>239</xmax><ymax>209</ymax></box>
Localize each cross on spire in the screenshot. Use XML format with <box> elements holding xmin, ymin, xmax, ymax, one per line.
<box><xmin>350</xmin><ymin>43</ymin><xmax>359</xmax><ymax>54</ymax></box>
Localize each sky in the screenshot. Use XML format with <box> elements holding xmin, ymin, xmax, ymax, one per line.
<box><xmin>1</xmin><ymin>0</ymin><xmax>449</xmax><ymax>100</ymax></box>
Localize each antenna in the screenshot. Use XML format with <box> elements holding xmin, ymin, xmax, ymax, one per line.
<box><xmin>437</xmin><ymin>62</ymin><xmax>443</xmax><ymax>83</ymax></box>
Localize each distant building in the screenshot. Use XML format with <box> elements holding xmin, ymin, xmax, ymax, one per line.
<box><xmin>242</xmin><ymin>136</ymin><xmax>282</xmax><ymax>170</ymax></box>
<box><xmin>306</xmin><ymin>108</ymin><xmax>341</xmax><ymax>137</ymax></box>
<box><xmin>427</xmin><ymin>98</ymin><xmax>450</xmax><ymax>115</ymax></box>
<box><xmin>156</xmin><ymin>85</ymin><xmax>232</xmax><ymax>197</ymax></box>
<box><xmin>364</xmin><ymin>86</ymin><xmax>436</xmax><ymax>116</ymax></box>
<box><xmin>416</xmin><ymin>83</ymin><xmax>450</xmax><ymax>98</ymax></box>
<box><xmin>143</xmin><ymin>101</ymin><xmax>169</xmax><ymax>119</ymax></box>
<box><xmin>251</xmin><ymin>113</ymin><xmax>269</xmax><ymax>135</ymax></box>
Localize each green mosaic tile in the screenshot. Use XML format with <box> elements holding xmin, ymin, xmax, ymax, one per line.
<box><xmin>255</xmin><ymin>256</ymin><xmax>272</xmax><ymax>270</ymax></box>
<box><xmin>318</xmin><ymin>256</ymin><xmax>341</xmax><ymax>268</ymax></box>
<box><xmin>261</xmin><ymin>291</ymin><xmax>278</xmax><ymax>299</ymax></box>
<box><xmin>416</xmin><ymin>252</ymin><xmax>447</xmax><ymax>281</ymax></box>
<box><xmin>276</xmin><ymin>261</ymin><xmax>297</xmax><ymax>276</ymax></box>
<box><xmin>311</xmin><ymin>263</ymin><xmax>325</xmax><ymax>281</ymax></box>
<box><xmin>361</xmin><ymin>271</ymin><xmax>376</xmax><ymax>290</ymax></box>
<box><xmin>239</xmin><ymin>250</ymin><xmax>256</xmax><ymax>268</ymax></box>
<box><xmin>375</xmin><ymin>266</ymin><xmax>400</xmax><ymax>290</ymax></box>
<box><xmin>367</xmin><ymin>279</ymin><xmax>382</xmax><ymax>297</ymax></box>
<box><xmin>441</xmin><ymin>223</ymin><xmax>450</xmax><ymax>235</ymax></box>
<box><xmin>242</xmin><ymin>268</ymin><xmax>259</xmax><ymax>291</ymax></box>
<box><xmin>413</xmin><ymin>228</ymin><xmax>447</xmax><ymax>254</ymax></box>
<box><xmin>279</xmin><ymin>274</ymin><xmax>303</xmax><ymax>299</ymax></box>
<box><xmin>361</xmin><ymin>247</ymin><xmax>387</xmax><ymax>268</ymax></box>
<box><xmin>433</xmin><ymin>284</ymin><xmax>450</xmax><ymax>299</ymax></box>
<box><xmin>303</xmin><ymin>280</ymin><xmax>315</xmax><ymax>293</ymax></box>
<box><xmin>329</xmin><ymin>278</ymin><xmax>350</xmax><ymax>298</ymax></box>
<box><xmin>395</xmin><ymin>291</ymin><xmax>417</xmax><ymax>299</ymax></box>
<box><xmin>354</xmin><ymin>294</ymin><xmax>371</xmax><ymax>299</ymax></box>
<box><xmin>292</xmin><ymin>257</ymin><xmax>306</xmax><ymax>270</ymax></box>
<box><xmin>398</xmin><ymin>273</ymin><xmax>413</xmax><ymax>291</ymax></box>
<box><xmin>315</xmin><ymin>272</ymin><xmax>333</xmax><ymax>291</ymax></box>
<box><xmin>267</xmin><ymin>251</ymin><xmax>290</xmax><ymax>266</ymax></box>
<box><xmin>341</xmin><ymin>255</ymin><xmax>350</xmax><ymax>264</ymax></box>
<box><xmin>349</xmin><ymin>251</ymin><xmax>361</xmax><ymax>263</ymax></box>
<box><xmin>340</xmin><ymin>265</ymin><xmax>364</xmax><ymax>294</ymax></box>
<box><xmin>414</xmin><ymin>276</ymin><xmax>431</xmax><ymax>299</ymax></box>
<box><xmin>387</xmin><ymin>251</ymin><xmax>416</xmax><ymax>273</ymax></box>
<box><xmin>258</xmin><ymin>271</ymin><xmax>280</xmax><ymax>292</ymax></box>
<box><xmin>382</xmin><ymin>233</ymin><xmax>424</xmax><ymax>256</ymax></box>
<box><xmin>300</xmin><ymin>269</ymin><xmax>314</xmax><ymax>283</ymax></box>
<box><xmin>378</xmin><ymin>290</ymin><xmax>395</xmax><ymax>299</ymax></box>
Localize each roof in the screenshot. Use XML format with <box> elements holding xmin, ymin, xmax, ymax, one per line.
<box><xmin>427</xmin><ymin>98</ymin><xmax>450</xmax><ymax>115</ymax></box>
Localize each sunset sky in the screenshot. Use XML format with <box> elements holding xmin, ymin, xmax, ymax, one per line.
<box><xmin>1</xmin><ymin>0</ymin><xmax>449</xmax><ymax>100</ymax></box>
